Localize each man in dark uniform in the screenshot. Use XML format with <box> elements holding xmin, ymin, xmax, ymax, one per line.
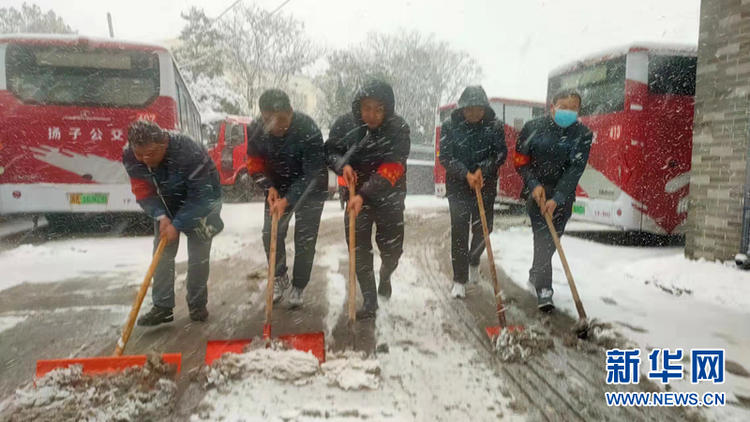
<box><xmin>325</xmin><ymin>78</ymin><xmax>410</xmax><ymax>319</ymax></box>
<box><xmin>439</xmin><ymin>86</ymin><xmax>507</xmax><ymax>298</ymax></box>
<box><xmin>514</xmin><ymin>89</ymin><xmax>593</xmax><ymax>312</ymax></box>
<box><xmin>123</xmin><ymin>120</ymin><xmax>224</xmax><ymax>326</ymax></box>
<box><xmin>246</xmin><ymin>89</ymin><xmax>328</xmax><ymax>308</ymax></box>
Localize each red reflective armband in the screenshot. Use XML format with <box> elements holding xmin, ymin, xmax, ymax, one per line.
<box><xmin>513</xmin><ymin>152</ymin><xmax>531</xmax><ymax>168</ymax></box>
<box><xmin>377</xmin><ymin>162</ymin><xmax>404</xmax><ymax>186</ymax></box>
<box><xmin>130</xmin><ymin>178</ymin><xmax>155</xmax><ymax>201</ymax></box>
<box><xmin>246</xmin><ymin>156</ymin><xmax>265</xmax><ymax>175</ymax></box>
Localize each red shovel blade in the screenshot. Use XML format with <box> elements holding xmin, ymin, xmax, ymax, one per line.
<box><xmin>485</xmin><ymin>325</ymin><xmax>524</xmax><ymax>340</ymax></box>
<box><xmin>36</xmin><ymin>353</ymin><xmax>182</xmax><ymax>378</ymax></box>
<box><xmin>205</xmin><ymin>332</ymin><xmax>326</xmax><ymax>366</ymax></box>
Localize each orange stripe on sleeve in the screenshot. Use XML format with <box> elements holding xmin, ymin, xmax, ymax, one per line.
<box><xmin>130</xmin><ymin>178</ymin><xmax>155</xmax><ymax>201</ymax></box>
<box><xmin>513</xmin><ymin>152</ymin><xmax>531</xmax><ymax>168</ymax></box>
<box><xmin>377</xmin><ymin>162</ymin><xmax>405</xmax><ymax>186</ymax></box>
<box><xmin>246</xmin><ymin>156</ymin><xmax>265</xmax><ymax>175</ymax></box>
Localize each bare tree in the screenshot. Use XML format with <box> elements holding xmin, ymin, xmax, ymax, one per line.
<box><xmin>221</xmin><ymin>4</ymin><xmax>322</xmax><ymax>115</ymax></box>
<box><xmin>0</xmin><ymin>3</ymin><xmax>74</xmax><ymax>34</ymax></box>
<box><xmin>315</xmin><ymin>31</ymin><xmax>482</xmax><ymax>145</ymax></box>
<box><xmin>176</xmin><ymin>4</ymin><xmax>321</xmax><ymax>118</ymax></box>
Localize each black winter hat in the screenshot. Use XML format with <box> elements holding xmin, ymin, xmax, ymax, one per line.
<box><xmin>259</xmin><ymin>89</ymin><xmax>292</xmax><ymax>112</ymax></box>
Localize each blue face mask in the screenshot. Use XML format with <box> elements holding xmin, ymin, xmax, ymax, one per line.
<box><xmin>553</xmin><ymin>109</ymin><xmax>578</xmax><ymax>128</ymax></box>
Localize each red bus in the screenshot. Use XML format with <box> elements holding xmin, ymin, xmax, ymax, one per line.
<box><xmin>549</xmin><ymin>44</ymin><xmax>697</xmax><ymax>234</ymax></box>
<box><xmin>202</xmin><ymin>115</ymin><xmax>262</xmax><ymax>202</ymax></box>
<box><xmin>434</xmin><ymin>97</ymin><xmax>546</xmax><ymax>202</ymax></box>
<box><xmin>0</xmin><ymin>35</ymin><xmax>201</xmax><ymax>219</ymax></box>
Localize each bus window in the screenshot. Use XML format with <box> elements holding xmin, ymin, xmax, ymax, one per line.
<box><xmin>548</xmin><ymin>56</ymin><xmax>626</xmax><ymax>116</ymax></box>
<box><xmin>5</xmin><ymin>45</ymin><xmax>159</xmax><ymax>108</ymax></box>
<box><xmin>648</xmin><ymin>55</ymin><xmax>697</xmax><ymax>96</ymax></box>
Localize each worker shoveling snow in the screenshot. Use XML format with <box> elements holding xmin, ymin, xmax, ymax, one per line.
<box><xmin>0</xmin><ymin>355</ymin><xmax>177</xmax><ymax>422</ymax></box>
<box><xmin>493</xmin><ymin>326</ymin><xmax>554</xmax><ymax>363</ymax></box>
<box><xmin>200</xmin><ymin>340</ymin><xmax>381</xmax><ymax>393</ymax></box>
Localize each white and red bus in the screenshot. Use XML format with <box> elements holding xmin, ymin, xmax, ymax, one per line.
<box><xmin>434</xmin><ymin>97</ymin><xmax>546</xmax><ymax>202</ymax></box>
<box><xmin>0</xmin><ymin>35</ymin><xmax>201</xmax><ymax>219</ymax></box>
<box><xmin>549</xmin><ymin>44</ymin><xmax>697</xmax><ymax>234</ymax></box>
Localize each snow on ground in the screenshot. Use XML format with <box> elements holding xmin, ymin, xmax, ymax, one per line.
<box><xmin>192</xmin><ymin>250</ymin><xmax>522</xmax><ymax>422</ymax></box>
<box><xmin>0</xmin><ymin>197</ymin><xmax>444</xmax><ymax>294</ymax></box>
<box><xmin>0</xmin><ymin>216</ymin><xmax>47</xmax><ymax>238</ymax></box>
<box><xmin>0</xmin><ymin>201</ymin><xmax>344</xmax><ymax>293</ymax></box>
<box><xmin>0</xmin><ymin>316</ymin><xmax>27</xmax><ymax>335</ymax></box>
<box><xmin>492</xmin><ymin>226</ymin><xmax>750</xmax><ymax>421</ymax></box>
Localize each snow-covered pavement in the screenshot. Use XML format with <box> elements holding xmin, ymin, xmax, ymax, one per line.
<box><xmin>492</xmin><ymin>224</ymin><xmax>750</xmax><ymax>421</ymax></box>
<box><xmin>1</xmin><ymin>196</ymin><xmax>748</xmax><ymax>421</ymax></box>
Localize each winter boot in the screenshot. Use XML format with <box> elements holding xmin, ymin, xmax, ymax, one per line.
<box><xmin>356</xmin><ymin>293</ymin><xmax>379</xmax><ymax>320</ymax></box>
<box><xmin>451</xmin><ymin>282</ymin><xmax>466</xmax><ymax>299</ymax></box>
<box><xmin>189</xmin><ymin>306</ymin><xmax>209</xmax><ymax>322</ymax></box>
<box><xmin>137</xmin><ymin>306</ymin><xmax>174</xmax><ymax>327</ymax></box>
<box><xmin>289</xmin><ymin>287</ymin><xmax>304</xmax><ymax>308</ymax></box>
<box><xmin>537</xmin><ymin>288</ymin><xmax>555</xmax><ymax>313</ymax></box>
<box><xmin>273</xmin><ymin>273</ymin><xmax>290</xmax><ymax>304</ymax></box>
<box><xmin>469</xmin><ymin>265</ymin><xmax>481</xmax><ymax>284</ymax></box>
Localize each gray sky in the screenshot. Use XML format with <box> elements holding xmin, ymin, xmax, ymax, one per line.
<box><xmin>7</xmin><ymin>0</ymin><xmax>700</xmax><ymax>102</ymax></box>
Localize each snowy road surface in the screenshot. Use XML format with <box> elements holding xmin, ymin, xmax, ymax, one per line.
<box><xmin>0</xmin><ymin>197</ymin><xmax>747</xmax><ymax>421</ymax></box>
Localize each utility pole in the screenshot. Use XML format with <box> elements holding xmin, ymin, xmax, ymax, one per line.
<box><xmin>107</xmin><ymin>13</ymin><xmax>114</xmax><ymax>38</ymax></box>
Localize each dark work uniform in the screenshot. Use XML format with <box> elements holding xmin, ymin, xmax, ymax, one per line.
<box><xmin>246</xmin><ymin>112</ymin><xmax>328</xmax><ymax>290</ymax></box>
<box><xmin>325</xmin><ymin>79</ymin><xmax>410</xmax><ymax>310</ymax></box>
<box><xmin>439</xmin><ymin>86</ymin><xmax>507</xmax><ymax>284</ymax></box>
<box><xmin>514</xmin><ymin>116</ymin><xmax>592</xmax><ymax>299</ymax></box>
<box><xmin>123</xmin><ymin>135</ymin><xmax>224</xmax><ymax>310</ymax></box>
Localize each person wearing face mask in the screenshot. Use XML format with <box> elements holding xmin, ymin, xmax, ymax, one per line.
<box><xmin>123</xmin><ymin>120</ymin><xmax>224</xmax><ymax>326</ymax></box>
<box><xmin>439</xmin><ymin>86</ymin><xmax>507</xmax><ymax>299</ymax></box>
<box><xmin>514</xmin><ymin>89</ymin><xmax>592</xmax><ymax>312</ymax></box>
<box><xmin>246</xmin><ymin>89</ymin><xmax>328</xmax><ymax>308</ymax></box>
<box><xmin>325</xmin><ymin>78</ymin><xmax>411</xmax><ymax>319</ymax></box>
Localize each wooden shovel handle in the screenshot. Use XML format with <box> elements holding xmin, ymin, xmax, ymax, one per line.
<box><xmin>543</xmin><ymin>211</ymin><xmax>587</xmax><ymax>319</ymax></box>
<box><xmin>348</xmin><ymin>183</ymin><xmax>357</xmax><ymax>326</ymax></box>
<box><xmin>114</xmin><ymin>236</ymin><xmax>168</xmax><ymax>356</ymax></box>
<box><xmin>264</xmin><ymin>213</ymin><xmax>280</xmax><ymax>339</ymax></box>
<box><xmin>475</xmin><ymin>186</ymin><xmax>507</xmax><ymax>328</ymax></box>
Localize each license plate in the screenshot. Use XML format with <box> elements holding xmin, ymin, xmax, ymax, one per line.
<box><xmin>69</xmin><ymin>193</ymin><xmax>109</xmax><ymax>205</ymax></box>
<box><xmin>572</xmin><ymin>204</ymin><xmax>585</xmax><ymax>215</ymax></box>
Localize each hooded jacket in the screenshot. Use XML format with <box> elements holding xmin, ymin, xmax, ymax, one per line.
<box><xmin>325</xmin><ymin>79</ymin><xmax>411</xmax><ymax>207</ymax></box>
<box><xmin>514</xmin><ymin>115</ymin><xmax>593</xmax><ymax>206</ymax></box>
<box><xmin>123</xmin><ymin>134</ymin><xmax>223</xmax><ymax>234</ymax></box>
<box><xmin>439</xmin><ymin>86</ymin><xmax>507</xmax><ymax>200</ymax></box>
<box><xmin>245</xmin><ymin>111</ymin><xmax>328</xmax><ymax>207</ymax></box>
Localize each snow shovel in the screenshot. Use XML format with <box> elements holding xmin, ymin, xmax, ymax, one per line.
<box><xmin>543</xmin><ymin>211</ymin><xmax>589</xmax><ymax>339</ymax></box>
<box><xmin>475</xmin><ymin>184</ymin><xmax>523</xmax><ymax>340</ymax></box>
<box><xmin>348</xmin><ymin>182</ymin><xmax>357</xmax><ymax>329</ymax></box>
<box><xmin>205</xmin><ymin>211</ymin><xmax>325</xmax><ymax>365</ymax></box>
<box><xmin>36</xmin><ymin>237</ymin><xmax>182</xmax><ymax>378</ymax></box>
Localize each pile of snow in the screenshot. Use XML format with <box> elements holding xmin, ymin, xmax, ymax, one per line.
<box><xmin>201</xmin><ymin>344</ymin><xmax>381</xmax><ymax>393</ymax></box>
<box><xmin>494</xmin><ymin>326</ymin><xmax>554</xmax><ymax>363</ymax></box>
<box><xmin>321</xmin><ymin>351</ymin><xmax>381</xmax><ymax>390</ymax></box>
<box><xmin>201</xmin><ymin>342</ymin><xmax>321</xmax><ymax>391</ymax></box>
<box><xmin>0</xmin><ymin>356</ymin><xmax>177</xmax><ymax>422</ymax></box>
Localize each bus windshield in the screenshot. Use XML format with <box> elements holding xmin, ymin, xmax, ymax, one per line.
<box><xmin>5</xmin><ymin>44</ymin><xmax>160</xmax><ymax>108</ymax></box>
<box><xmin>548</xmin><ymin>56</ymin><xmax>626</xmax><ymax>116</ymax></box>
